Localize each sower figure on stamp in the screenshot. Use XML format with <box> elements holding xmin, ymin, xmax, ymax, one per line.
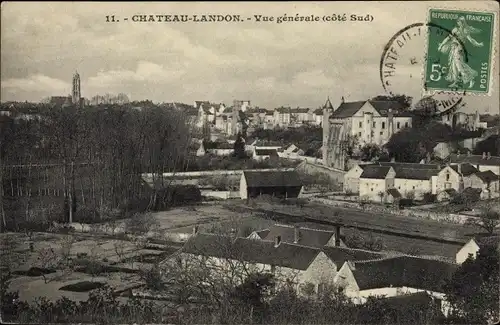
<box><xmin>438</xmin><ymin>16</ymin><xmax>484</xmax><ymax>89</ymax></box>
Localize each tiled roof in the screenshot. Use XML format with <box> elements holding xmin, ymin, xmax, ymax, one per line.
<box><xmin>351</xmin><ymin>256</ymin><xmax>458</xmax><ymax>292</ymax></box>
<box><xmin>387</xmin><ymin>188</ymin><xmax>402</xmax><ymax>198</ymax></box>
<box><xmin>313</xmin><ymin>108</ymin><xmax>323</xmax><ymax>115</ymax></box>
<box><xmin>378</xmin><ymin>162</ymin><xmax>442</xmax><ymax>170</ymax></box>
<box><xmin>291</xmin><ymin>108</ymin><xmax>310</xmax><ymax>114</ymax></box>
<box><xmin>449</xmin><ymin>163</ymin><xmax>478</xmax><ymax>176</ymax></box>
<box><xmin>360</xmin><ymin>165</ymin><xmax>392</xmax><ymax>179</ymax></box>
<box><xmin>276</xmin><ymin>107</ymin><xmax>291</xmax><ymax>113</ymax></box>
<box><xmin>473</xmin><ymin>170</ymin><xmax>499</xmax><ymax>183</ymax></box>
<box><xmin>331</xmin><ymin>101</ymin><xmax>365</xmax><ymax>118</ymax></box>
<box><xmin>255</xmin><ymin>148</ymin><xmax>279</xmax><ymax>156</ymax></box>
<box><xmin>449</xmin><ymin>154</ymin><xmax>500</xmax><ymax>166</ymax></box>
<box><xmin>243</xmin><ymin>170</ymin><xmax>303</xmax><ymax>188</ymax></box>
<box><xmin>263</xmin><ymin>224</ymin><xmax>335</xmax><ymax>248</ymax></box>
<box><xmin>323</xmin><ymin>246</ymin><xmax>384</xmax><ymax>264</ymax></box>
<box><xmin>395</xmin><ymin>168</ymin><xmax>439</xmax><ymax>180</ymax></box>
<box><xmin>182</xmin><ymin>233</ymin><xmax>320</xmax><ymax>270</ymax></box>
<box><xmin>254</xmin><ymin>229</ymin><xmax>270</xmax><ymax>239</ymax></box>
<box><xmin>331</xmin><ymin>100</ymin><xmax>412</xmax><ymax>119</ymax></box>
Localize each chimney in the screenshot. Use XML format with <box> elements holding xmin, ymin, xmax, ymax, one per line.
<box><xmin>487</xmin><ymin>152</ymin><xmax>491</xmax><ymax>159</ymax></box>
<box><xmin>294</xmin><ymin>226</ymin><xmax>300</xmax><ymax>244</ymax></box>
<box><xmin>274</xmin><ymin>236</ymin><xmax>281</xmax><ymax>247</ymax></box>
<box><xmin>334</xmin><ymin>225</ymin><xmax>341</xmax><ymax>247</ymax></box>
<box><xmin>457</xmin><ymin>150</ymin><xmax>460</xmax><ymax>158</ymax></box>
<box><xmin>390</xmin><ymin>157</ymin><xmax>396</xmax><ymax>163</ymax></box>
<box><xmin>483</xmin><ymin>152</ymin><xmax>487</xmax><ymax>159</ymax></box>
<box><xmin>457</xmin><ymin>163</ymin><xmax>462</xmax><ymax>175</ymax></box>
<box><xmin>341</xmin><ymin>96</ymin><xmax>345</xmax><ymax>103</ymax></box>
<box><xmin>193</xmin><ymin>225</ymin><xmax>199</xmax><ymax>235</ymax></box>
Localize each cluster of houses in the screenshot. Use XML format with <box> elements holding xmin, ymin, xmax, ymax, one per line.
<box><xmin>162</xmin><ymin>222</ymin><xmax>499</xmax><ymax>317</ymax></box>
<box><xmin>195</xmin><ymin>137</ymin><xmax>314</xmax><ymax>163</ymax></box>
<box><xmin>344</xmin><ymin>153</ymin><xmax>500</xmax><ymax>203</ymax></box>
<box><xmin>184</xmin><ymin>100</ymin><xmax>324</xmax><ymax>136</ymax></box>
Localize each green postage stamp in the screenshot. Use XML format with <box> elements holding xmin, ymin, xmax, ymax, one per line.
<box><xmin>425</xmin><ymin>9</ymin><xmax>497</xmax><ymax>94</ymax></box>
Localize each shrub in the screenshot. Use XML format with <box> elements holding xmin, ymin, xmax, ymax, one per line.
<box><xmin>59</xmin><ymin>281</ymin><xmax>105</xmax><ymax>292</ymax></box>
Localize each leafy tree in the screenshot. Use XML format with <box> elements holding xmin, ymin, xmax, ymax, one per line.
<box><xmin>233</xmin><ymin>133</ymin><xmax>246</xmax><ymax>159</ymax></box>
<box><xmin>473</xmin><ymin>135</ymin><xmax>500</xmax><ymax>156</ymax></box>
<box><xmin>371</xmin><ymin>94</ymin><xmax>412</xmax><ymax>109</ymax></box>
<box><xmin>360</xmin><ymin>144</ymin><xmax>382</xmax><ymax>161</ymax></box>
<box><xmin>444</xmin><ymin>245</ymin><xmax>499</xmax><ymax>324</ymax></box>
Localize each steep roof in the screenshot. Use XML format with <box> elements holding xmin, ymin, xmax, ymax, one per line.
<box><xmin>243</xmin><ymin>170</ymin><xmax>303</xmax><ymax>188</ymax></box>
<box><xmin>331</xmin><ymin>100</ymin><xmax>412</xmax><ymax>119</ymax></box>
<box><xmin>182</xmin><ymin>233</ymin><xmax>320</xmax><ymax>270</ymax></box>
<box><xmin>378</xmin><ymin>162</ymin><xmax>441</xmax><ymax>170</ymax></box>
<box><xmin>377</xmin><ymin>162</ymin><xmax>441</xmax><ymax>180</ymax></box>
<box><xmin>360</xmin><ymin>165</ymin><xmax>392</xmax><ymax>179</ymax></box>
<box><xmin>323</xmin><ymin>98</ymin><xmax>334</xmax><ymax>110</ymax></box>
<box><xmin>449</xmin><ymin>163</ymin><xmax>479</xmax><ymax>176</ymax></box>
<box><xmin>351</xmin><ymin>256</ymin><xmax>459</xmax><ymax>292</ymax></box>
<box><xmin>276</xmin><ymin>107</ymin><xmax>291</xmax><ymax>113</ymax></box>
<box><xmin>475</xmin><ymin>235</ymin><xmax>500</xmax><ymax>248</ymax></box>
<box><xmin>387</xmin><ymin>188</ymin><xmax>402</xmax><ymax>198</ymax></box>
<box><xmin>313</xmin><ymin>108</ymin><xmax>323</xmax><ymax>115</ymax></box>
<box><xmin>263</xmin><ymin>224</ymin><xmax>335</xmax><ymax>248</ymax></box>
<box><xmin>449</xmin><ymin>154</ymin><xmax>500</xmax><ymax>166</ymax></box>
<box><xmin>473</xmin><ymin>170</ymin><xmax>499</xmax><ymax>183</ymax></box>
<box><xmin>209</xmin><ymin>142</ymin><xmax>234</xmax><ymax>150</ymax></box>
<box><xmin>253</xmin><ymin>229</ymin><xmax>270</xmax><ymax>239</ymax></box>
<box><xmin>323</xmin><ymin>246</ymin><xmax>385</xmax><ymax>264</ymax></box>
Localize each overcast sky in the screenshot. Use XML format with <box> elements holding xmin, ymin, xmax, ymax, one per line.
<box><xmin>1</xmin><ymin>1</ymin><xmax>498</xmax><ymax>114</ymax></box>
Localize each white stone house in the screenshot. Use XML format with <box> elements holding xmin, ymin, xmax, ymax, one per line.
<box><xmin>274</xmin><ymin>107</ymin><xmax>291</xmax><ymax>128</ymax></box>
<box><xmin>196</xmin><ymin>141</ymin><xmax>234</xmax><ymax>157</ymax></box>
<box><xmin>252</xmin><ymin>148</ymin><xmax>279</xmax><ymax>162</ymax></box>
<box><xmin>333</xmin><ymin>255</ymin><xmax>458</xmax><ymax>315</ymax></box>
<box><xmin>358</xmin><ymin>165</ymin><xmax>396</xmax><ymax>202</ymax></box>
<box><xmin>455</xmin><ymin>236</ymin><xmax>500</xmax><ymax>264</ymax></box>
<box><xmin>169</xmin><ymin>232</ymin><xmax>339</xmax><ymax>295</ymax></box>
<box><xmin>435</xmin><ymin>163</ymin><xmax>478</xmax><ymax>201</ymax></box>
<box><xmin>344</xmin><ymin>164</ymin><xmax>366</xmax><ymax>194</ymax></box>
<box><xmin>329</xmin><ymin>100</ymin><xmax>413</xmax><ymax>147</ymax></box>
<box><xmin>468</xmin><ymin>170</ymin><xmax>500</xmax><ymax>199</ymax></box>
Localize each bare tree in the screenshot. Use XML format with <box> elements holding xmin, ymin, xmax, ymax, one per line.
<box><xmin>466</xmin><ymin>206</ymin><xmax>500</xmax><ymax>234</ymax></box>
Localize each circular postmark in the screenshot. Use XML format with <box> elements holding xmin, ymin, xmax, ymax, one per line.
<box><xmin>380</xmin><ymin>22</ymin><xmax>468</xmax><ymax>117</ymax></box>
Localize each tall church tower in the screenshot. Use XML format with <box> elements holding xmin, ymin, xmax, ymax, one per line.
<box><xmin>72</xmin><ymin>71</ymin><xmax>81</xmax><ymax>105</ymax></box>
<box><xmin>322</xmin><ymin>97</ymin><xmax>334</xmax><ymax>166</ymax></box>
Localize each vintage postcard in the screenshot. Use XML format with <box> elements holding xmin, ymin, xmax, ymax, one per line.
<box><xmin>1</xmin><ymin>1</ymin><xmax>499</xmax><ymax>325</ymax></box>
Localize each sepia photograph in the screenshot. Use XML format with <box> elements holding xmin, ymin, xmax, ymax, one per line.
<box><xmin>1</xmin><ymin>1</ymin><xmax>499</xmax><ymax>324</ymax></box>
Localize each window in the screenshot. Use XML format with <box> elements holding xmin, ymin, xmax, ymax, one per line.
<box><xmin>397</xmin><ymin>122</ymin><xmax>400</xmax><ymax>128</ymax></box>
<box><xmin>359</xmin><ymin>121</ymin><xmax>363</xmax><ymax>128</ymax></box>
<box><xmin>382</xmin><ymin>122</ymin><xmax>386</xmax><ymax>129</ymax></box>
<box><xmin>380</xmin><ymin>131</ymin><xmax>383</xmax><ymax>135</ymax></box>
<box><xmin>373</xmin><ymin>122</ymin><xmax>376</xmax><ymax>128</ymax></box>
<box><xmin>413</xmin><ymin>186</ymin><xmax>415</xmax><ymax>190</ymax></box>
<box><xmin>405</xmin><ymin>122</ymin><xmax>409</xmax><ymax>128</ymax></box>
<box><xmin>371</xmin><ymin>188</ymin><xmax>373</xmax><ymax>192</ymax></box>
<box><xmin>358</xmin><ymin>132</ymin><xmax>361</xmax><ymax>136</ymax></box>
<box><xmin>446</xmin><ymin>173</ymin><xmax>450</xmax><ymax>181</ymax></box>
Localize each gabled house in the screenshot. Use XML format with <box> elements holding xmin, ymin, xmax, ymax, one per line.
<box><xmin>290</xmin><ymin>107</ymin><xmax>312</xmax><ymax>125</ymax></box>
<box><xmin>448</xmin><ymin>152</ymin><xmax>500</xmax><ymax>175</ymax></box>
<box><xmin>329</xmin><ymin>100</ymin><xmax>413</xmax><ymax>146</ymax></box>
<box><xmin>381</xmin><ymin>164</ymin><xmax>440</xmax><ymax>200</ymax></box>
<box><xmin>334</xmin><ymin>255</ymin><xmax>458</xmax><ymax>307</ymax></box>
<box><xmin>358</xmin><ymin>165</ymin><xmax>396</xmax><ymax>202</ymax></box>
<box><xmin>274</xmin><ymin>107</ymin><xmax>291</xmax><ymax>127</ymax></box>
<box><xmin>436</xmin><ymin>163</ymin><xmax>478</xmax><ymax>199</ymax></box>
<box><xmin>240</xmin><ymin>170</ymin><xmax>303</xmax><ymax>200</ymax></box>
<box><xmin>344</xmin><ymin>164</ymin><xmax>368</xmax><ymax>194</ymax></box>
<box><xmin>247</xmin><ymin>229</ymin><xmax>271</xmax><ymax>240</ymax></box>
<box><xmin>468</xmin><ymin>170</ymin><xmax>500</xmax><ymax>199</ymax></box>
<box><xmin>455</xmin><ymin>236</ymin><xmax>500</xmax><ymax>264</ymax></box>
<box><xmin>171</xmin><ymin>232</ymin><xmax>338</xmax><ymax>295</ymax></box>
